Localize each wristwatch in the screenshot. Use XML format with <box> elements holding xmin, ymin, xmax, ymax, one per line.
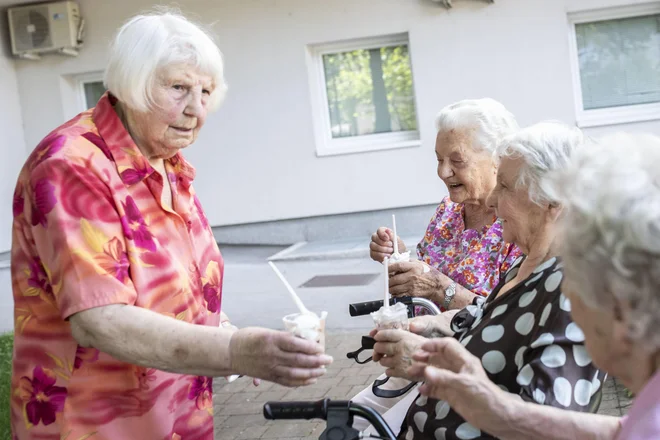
<box><xmin>443</xmin><ymin>281</ymin><xmax>457</xmax><ymax>309</ymax></box>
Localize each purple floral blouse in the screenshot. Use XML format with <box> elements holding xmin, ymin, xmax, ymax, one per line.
<box><xmin>417</xmin><ymin>197</ymin><xmax>522</xmax><ymax>298</ymax></box>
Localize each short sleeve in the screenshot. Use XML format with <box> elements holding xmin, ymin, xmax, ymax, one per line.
<box><xmin>24</xmin><ymin>158</ymin><xmax>138</xmax><ymax>319</ymax></box>
<box><xmin>516</xmin><ymin>284</ymin><xmax>603</xmax><ymax>411</ymax></box>
<box><xmin>416</xmin><ymin>199</ymin><xmax>446</xmax><ymax>260</ymax></box>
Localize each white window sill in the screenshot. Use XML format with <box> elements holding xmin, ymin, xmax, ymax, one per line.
<box><xmin>316</xmin><ymin>133</ymin><xmax>421</xmax><ymax>157</ymax></box>
<box><xmin>576</xmin><ymin>102</ymin><xmax>660</xmax><ymax>128</ymax></box>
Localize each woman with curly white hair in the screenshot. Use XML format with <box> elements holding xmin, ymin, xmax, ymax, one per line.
<box><xmin>407</xmin><ymin>132</ymin><xmax>660</xmax><ymax>439</ymax></box>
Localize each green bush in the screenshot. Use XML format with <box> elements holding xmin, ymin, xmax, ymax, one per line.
<box><xmin>1</xmin><ymin>332</ymin><xmax>13</xmax><ymax>439</ymax></box>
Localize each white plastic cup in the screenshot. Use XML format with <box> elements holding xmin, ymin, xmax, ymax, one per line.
<box><xmin>371</xmin><ymin>302</ymin><xmax>409</xmax><ymax>330</ymax></box>
<box><xmin>283</xmin><ymin>311</ymin><xmax>327</xmax><ymax>351</ymax></box>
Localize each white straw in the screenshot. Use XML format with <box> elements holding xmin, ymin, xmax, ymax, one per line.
<box><xmin>392</xmin><ymin>214</ymin><xmax>399</xmax><ymax>255</ymax></box>
<box><xmin>268</xmin><ymin>261</ymin><xmax>310</xmax><ymax>314</ymax></box>
<box><xmin>384</xmin><ymin>257</ymin><xmax>390</xmax><ymax>309</ymax></box>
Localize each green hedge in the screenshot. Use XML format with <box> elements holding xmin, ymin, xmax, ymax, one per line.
<box><xmin>1</xmin><ymin>332</ymin><xmax>13</xmax><ymax>439</ymax></box>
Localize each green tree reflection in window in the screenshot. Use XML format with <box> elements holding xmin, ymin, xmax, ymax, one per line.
<box><xmin>323</xmin><ymin>45</ymin><xmax>418</xmax><ymax>139</ymax></box>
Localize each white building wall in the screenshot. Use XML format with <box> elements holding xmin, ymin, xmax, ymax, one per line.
<box><xmin>0</xmin><ymin>27</ymin><xmax>26</xmax><ymax>251</ymax></box>
<box><xmin>9</xmin><ymin>0</ymin><xmax>660</xmax><ymax>232</ymax></box>
<box><xmin>0</xmin><ymin>19</ymin><xmax>27</xmax><ymax>331</ymax></box>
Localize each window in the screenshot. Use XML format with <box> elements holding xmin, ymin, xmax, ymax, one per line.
<box><xmin>75</xmin><ymin>72</ymin><xmax>106</xmax><ymax>111</ymax></box>
<box><xmin>308</xmin><ymin>34</ymin><xmax>420</xmax><ymax>156</ymax></box>
<box><xmin>569</xmin><ymin>4</ymin><xmax>660</xmax><ymax>127</ymax></box>
<box><xmin>82</xmin><ymin>80</ymin><xmax>106</xmax><ymax>109</ymax></box>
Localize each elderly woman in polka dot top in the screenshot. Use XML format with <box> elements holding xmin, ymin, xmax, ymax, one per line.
<box><xmin>407</xmin><ymin>133</ymin><xmax>660</xmax><ymax>440</ymax></box>
<box><xmin>372</xmin><ymin>122</ymin><xmax>606</xmax><ymax>439</ymax></box>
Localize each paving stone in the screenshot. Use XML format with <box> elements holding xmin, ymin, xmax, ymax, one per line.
<box><xmin>226</xmin><ymin>391</ymin><xmax>262</xmax><ymax>405</ymax></box>
<box><xmin>597</xmin><ymin>407</ymin><xmax>623</xmax><ymax>417</ymax></box>
<box><xmin>323</xmin><ymin>384</ymin><xmax>356</xmax><ymax>400</ymax></box>
<box><xmin>214</xmin><ymin>393</ymin><xmax>231</xmax><ymax>405</ymax></box>
<box><xmin>261</xmin><ymin>421</ymin><xmax>318</xmax><ymax>438</ymax></box>
<box><xmin>339</xmin><ymin>374</ymin><xmax>373</xmax><ymax>386</ymax></box>
<box><xmin>257</xmin><ymin>389</ymin><xmax>291</xmax><ymax>402</ymax></box>
<box><xmin>220</xmin><ymin>414</ymin><xmax>268</xmax><ymax>428</ymax></box>
<box><xmin>284</xmin><ymin>386</ymin><xmax>332</xmax><ymax>400</ymax></box>
<box><xmin>306</xmin><ymin>376</ymin><xmax>344</xmax><ymax>390</ymax></box>
<box><xmin>218</xmin><ymin>401</ymin><xmax>264</xmax><ymax>416</ymax></box>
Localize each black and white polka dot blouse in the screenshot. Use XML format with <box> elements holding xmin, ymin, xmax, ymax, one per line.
<box><xmin>399</xmin><ymin>256</ymin><xmax>606</xmax><ymax>440</ymax></box>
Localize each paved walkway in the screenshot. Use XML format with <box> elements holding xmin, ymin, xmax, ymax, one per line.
<box><xmin>213</xmin><ymin>331</ymin><xmax>382</xmax><ymax>439</ymax></box>
<box><xmin>213</xmin><ymin>331</ymin><xmax>632</xmax><ymax>440</ymax></box>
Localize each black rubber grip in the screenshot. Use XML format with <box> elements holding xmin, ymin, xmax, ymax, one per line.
<box><xmin>349</xmin><ymin>299</ymin><xmax>385</xmax><ymax>316</ymax></box>
<box><xmin>349</xmin><ymin>297</ymin><xmax>412</xmax><ymax>317</ymax></box>
<box><xmin>263</xmin><ymin>399</ymin><xmax>328</xmax><ymax>420</ymax></box>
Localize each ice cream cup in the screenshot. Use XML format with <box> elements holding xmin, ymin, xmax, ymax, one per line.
<box><xmin>283</xmin><ymin>311</ymin><xmax>327</xmax><ymax>351</ymax></box>
<box><xmin>371</xmin><ymin>302</ymin><xmax>409</xmax><ymax>331</ymax></box>
<box><xmin>388</xmin><ymin>251</ymin><xmax>411</xmax><ymax>264</ymax></box>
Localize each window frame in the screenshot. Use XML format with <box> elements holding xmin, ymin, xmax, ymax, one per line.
<box><xmin>307</xmin><ymin>33</ymin><xmax>421</xmax><ymax>157</ymax></box>
<box><xmin>568</xmin><ymin>3</ymin><xmax>660</xmax><ymax>128</ymax></box>
<box><xmin>75</xmin><ymin>71</ymin><xmax>105</xmax><ymax>112</ymax></box>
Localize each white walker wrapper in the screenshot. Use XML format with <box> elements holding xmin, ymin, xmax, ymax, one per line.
<box><xmin>283</xmin><ymin>311</ymin><xmax>328</xmax><ymax>351</ymax></box>
<box><xmin>371</xmin><ymin>302</ymin><xmax>409</xmax><ymax>330</ymax></box>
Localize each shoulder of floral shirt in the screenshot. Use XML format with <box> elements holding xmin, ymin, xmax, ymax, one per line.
<box><xmin>439</xmin><ymin>196</ymin><xmax>462</xmax><ymax>213</ymax></box>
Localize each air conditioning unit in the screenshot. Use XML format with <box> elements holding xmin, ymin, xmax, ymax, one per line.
<box><xmin>8</xmin><ymin>1</ymin><xmax>84</xmax><ymax>60</ymax></box>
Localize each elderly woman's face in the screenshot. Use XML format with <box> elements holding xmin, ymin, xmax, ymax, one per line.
<box><xmin>563</xmin><ymin>282</ymin><xmax>633</xmax><ymax>385</ymax></box>
<box><xmin>129</xmin><ymin>63</ymin><xmax>214</xmax><ymax>160</ymax></box>
<box><xmin>435</xmin><ymin>129</ymin><xmax>497</xmax><ymax>205</ymax></box>
<box><xmin>487</xmin><ymin>157</ymin><xmax>546</xmax><ymax>248</ymax></box>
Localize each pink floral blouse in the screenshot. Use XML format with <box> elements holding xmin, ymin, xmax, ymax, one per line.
<box><xmin>417</xmin><ymin>197</ymin><xmax>522</xmax><ymax>297</ymax></box>
<box><xmin>10</xmin><ymin>93</ymin><xmax>222</xmax><ymax>440</ymax></box>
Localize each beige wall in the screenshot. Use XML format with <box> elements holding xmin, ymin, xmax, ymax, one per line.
<box><xmin>8</xmin><ymin>0</ymin><xmax>660</xmax><ymax>232</ymax></box>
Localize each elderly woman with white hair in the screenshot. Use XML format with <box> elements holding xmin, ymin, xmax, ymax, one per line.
<box><xmin>9</xmin><ymin>11</ymin><xmax>331</xmax><ymax>439</ymax></box>
<box><xmin>407</xmin><ymin>132</ymin><xmax>660</xmax><ymax>439</ymax></box>
<box><xmin>370</xmin><ymin>99</ymin><xmax>522</xmax><ymax>311</ymax></box>
<box><xmin>372</xmin><ymin>122</ymin><xmax>606</xmax><ymax>439</ymax></box>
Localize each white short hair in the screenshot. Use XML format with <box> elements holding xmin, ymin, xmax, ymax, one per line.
<box><xmin>552</xmin><ymin>133</ymin><xmax>660</xmax><ymax>352</ymax></box>
<box><xmin>104</xmin><ymin>9</ymin><xmax>227</xmax><ymax>113</ymax></box>
<box><xmin>434</xmin><ymin>98</ymin><xmax>519</xmax><ymax>156</ymax></box>
<box><xmin>497</xmin><ymin>121</ymin><xmax>584</xmax><ymax>205</ymax></box>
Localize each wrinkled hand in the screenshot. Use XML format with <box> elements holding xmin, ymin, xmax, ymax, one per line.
<box><xmin>229</xmin><ymin>327</ymin><xmax>333</xmax><ymax>387</ymax></box>
<box><xmin>389</xmin><ymin>261</ymin><xmax>441</xmax><ymax>299</ymax></box>
<box><xmin>370</xmin><ymin>227</ymin><xmax>406</xmax><ymax>263</ymax></box>
<box><xmin>371</xmin><ymin>329</ymin><xmax>428</xmax><ymax>381</ymax></box>
<box><xmin>409</xmin><ymin>310</ymin><xmax>458</xmax><ymax>338</ymax></box>
<box><xmin>407</xmin><ymin>338</ymin><xmax>514</xmax><ymax>433</ymax></box>
<box><xmin>222</xmin><ymin>322</ymin><xmax>262</xmax><ymax>386</ymax></box>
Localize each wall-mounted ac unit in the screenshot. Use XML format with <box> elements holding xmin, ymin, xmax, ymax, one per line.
<box><xmin>8</xmin><ymin>1</ymin><xmax>84</xmax><ymax>60</ymax></box>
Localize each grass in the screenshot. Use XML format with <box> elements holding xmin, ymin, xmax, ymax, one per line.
<box><xmin>1</xmin><ymin>332</ymin><xmax>13</xmax><ymax>439</ymax></box>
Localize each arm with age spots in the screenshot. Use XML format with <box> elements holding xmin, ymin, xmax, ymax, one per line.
<box><xmin>218</xmin><ymin>310</ymin><xmax>262</xmax><ymax>385</ymax></box>
<box><xmin>388</xmin><ymin>261</ymin><xmax>477</xmax><ymax>310</ymax></box>
<box><xmin>409</xmin><ymin>338</ymin><xmax>620</xmax><ymax>440</ymax></box>
<box><xmin>70</xmin><ymin>304</ymin><xmax>332</xmax><ymax>386</ymax></box>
